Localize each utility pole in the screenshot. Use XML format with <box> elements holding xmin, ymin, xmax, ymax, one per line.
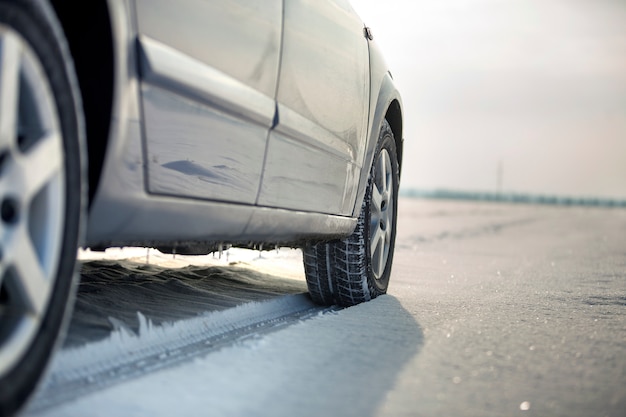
<box><xmin>497</xmin><ymin>159</ymin><xmax>503</xmax><ymax>198</ymax></box>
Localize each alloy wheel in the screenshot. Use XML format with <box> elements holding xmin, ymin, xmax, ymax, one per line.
<box><xmin>0</xmin><ymin>24</ymin><xmax>65</xmax><ymax>377</ymax></box>
<box><xmin>369</xmin><ymin>148</ymin><xmax>394</xmax><ymax>280</ymax></box>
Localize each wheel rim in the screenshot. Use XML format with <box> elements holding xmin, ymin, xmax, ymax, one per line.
<box><xmin>369</xmin><ymin>148</ymin><xmax>394</xmax><ymax>280</ymax></box>
<box><xmin>0</xmin><ymin>26</ymin><xmax>65</xmax><ymax>377</ymax></box>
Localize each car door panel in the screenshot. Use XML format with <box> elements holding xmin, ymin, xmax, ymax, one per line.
<box><xmin>260</xmin><ymin>129</ymin><xmax>354</xmax><ymax>214</ymax></box>
<box><xmin>134</xmin><ymin>0</ymin><xmax>281</xmax><ymax>204</ymax></box>
<box><xmin>258</xmin><ymin>0</ymin><xmax>369</xmax><ymax>215</ymax></box>
<box><xmin>259</xmin><ymin>102</ymin><xmax>361</xmax><ymax>214</ymax></box>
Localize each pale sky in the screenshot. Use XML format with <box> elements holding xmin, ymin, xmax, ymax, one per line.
<box><xmin>351</xmin><ymin>0</ymin><xmax>626</xmax><ymax>199</ymax></box>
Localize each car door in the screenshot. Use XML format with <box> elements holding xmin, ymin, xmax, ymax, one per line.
<box><xmin>257</xmin><ymin>0</ymin><xmax>370</xmax><ymax>215</ymax></box>
<box><xmin>134</xmin><ymin>0</ymin><xmax>282</xmax><ymax>205</ymax></box>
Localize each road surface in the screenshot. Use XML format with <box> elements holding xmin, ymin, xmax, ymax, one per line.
<box><xmin>25</xmin><ymin>198</ymin><xmax>626</xmax><ymax>417</ymax></box>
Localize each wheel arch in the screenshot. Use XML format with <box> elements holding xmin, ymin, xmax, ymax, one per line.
<box><xmin>385</xmin><ymin>97</ymin><xmax>403</xmax><ymax>178</ymax></box>
<box><xmin>48</xmin><ymin>1</ymin><xmax>114</xmax><ymax>205</ymax></box>
<box><xmin>353</xmin><ymin>70</ymin><xmax>404</xmax><ymax>218</ymax></box>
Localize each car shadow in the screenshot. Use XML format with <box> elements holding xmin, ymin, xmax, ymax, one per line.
<box><xmin>248</xmin><ymin>293</ymin><xmax>424</xmax><ymax>417</ymax></box>
<box><xmin>64</xmin><ymin>259</ymin><xmax>308</xmax><ymax>347</ymax></box>
<box><xmin>58</xmin><ymin>260</ymin><xmax>424</xmax><ymax>417</ymax></box>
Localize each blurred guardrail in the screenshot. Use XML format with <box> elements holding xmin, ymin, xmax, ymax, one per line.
<box><xmin>400</xmin><ymin>188</ymin><xmax>626</xmax><ymax>208</ymax></box>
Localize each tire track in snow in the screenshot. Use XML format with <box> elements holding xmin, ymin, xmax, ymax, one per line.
<box><xmin>28</xmin><ymin>294</ymin><xmax>335</xmax><ymax>413</ymax></box>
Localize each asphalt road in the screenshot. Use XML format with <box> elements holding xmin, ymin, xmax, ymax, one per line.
<box><xmin>26</xmin><ymin>198</ymin><xmax>626</xmax><ymax>417</ymax></box>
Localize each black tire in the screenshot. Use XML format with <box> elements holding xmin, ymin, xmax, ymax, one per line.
<box><xmin>0</xmin><ymin>1</ymin><xmax>85</xmax><ymax>416</ymax></box>
<box><xmin>304</xmin><ymin>119</ymin><xmax>399</xmax><ymax>306</ymax></box>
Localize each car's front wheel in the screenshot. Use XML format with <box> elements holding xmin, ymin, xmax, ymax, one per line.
<box><xmin>303</xmin><ymin>119</ymin><xmax>399</xmax><ymax>306</ymax></box>
<box><xmin>0</xmin><ymin>1</ymin><xmax>84</xmax><ymax>415</ymax></box>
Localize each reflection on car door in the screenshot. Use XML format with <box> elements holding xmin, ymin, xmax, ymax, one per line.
<box><xmin>258</xmin><ymin>0</ymin><xmax>370</xmax><ymax>215</ymax></box>
<box><xmin>135</xmin><ymin>0</ymin><xmax>281</xmax><ymax>205</ymax></box>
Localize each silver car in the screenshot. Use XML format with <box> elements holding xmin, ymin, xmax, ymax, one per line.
<box><xmin>0</xmin><ymin>0</ymin><xmax>403</xmax><ymax>414</ymax></box>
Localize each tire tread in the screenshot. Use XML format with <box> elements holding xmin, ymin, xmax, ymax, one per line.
<box><xmin>303</xmin><ymin>120</ymin><xmax>398</xmax><ymax>307</ymax></box>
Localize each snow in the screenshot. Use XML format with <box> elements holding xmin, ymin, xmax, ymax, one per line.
<box><xmin>78</xmin><ymin>246</ymin><xmax>305</xmax><ymax>280</ymax></box>
<box><xmin>50</xmin><ymin>294</ymin><xmax>317</xmax><ymax>384</ymax></box>
<box><xmin>65</xmin><ymin>248</ymin><xmax>307</xmax><ymax>347</ymax></box>
<box><xmin>24</xmin><ymin>198</ymin><xmax>626</xmax><ymax>417</ymax></box>
<box><xmin>33</xmin><ymin>295</ymin><xmax>421</xmax><ymax>417</ymax></box>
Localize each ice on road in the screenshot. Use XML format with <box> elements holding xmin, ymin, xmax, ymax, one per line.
<box><xmin>25</xmin><ymin>198</ymin><xmax>626</xmax><ymax>417</ymax></box>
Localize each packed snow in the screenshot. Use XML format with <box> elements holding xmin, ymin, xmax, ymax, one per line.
<box><xmin>24</xmin><ymin>198</ymin><xmax>626</xmax><ymax>417</ymax></box>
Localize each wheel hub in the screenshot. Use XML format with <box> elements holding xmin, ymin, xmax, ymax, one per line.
<box><xmin>1</xmin><ymin>197</ymin><xmax>18</xmax><ymax>224</ymax></box>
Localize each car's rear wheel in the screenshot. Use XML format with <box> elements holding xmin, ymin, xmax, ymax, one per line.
<box><xmin>0</xmin><ymin>1</ymin><xmax>84</xmax><ymax>415</ymax></box>
<box><xmin>303</xmin><ymin>119</ymin><xmax>399</xmax><ymax>306</ymax></box>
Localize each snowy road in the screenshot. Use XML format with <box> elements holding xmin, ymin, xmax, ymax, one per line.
<box><xmin>24</xmin><ymin>198</ymin><xmax>626</xmax><ymax>417</ymax></box>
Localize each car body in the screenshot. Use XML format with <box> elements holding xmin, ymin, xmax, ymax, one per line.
<box><xmin>84</xmin><ymin>0</ymin><xmax>403</xmax><ymax>249</ymax></box>
<box><xmin>0</xmin><ymin>0</ymin><xmax>402</xmax><ymax>415</ymax></box>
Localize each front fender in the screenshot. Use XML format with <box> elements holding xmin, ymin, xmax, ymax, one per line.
<box><xmin>352</xmin><ymin>39</ymin><xmax>403</xmax><ymax>218</ymax></box>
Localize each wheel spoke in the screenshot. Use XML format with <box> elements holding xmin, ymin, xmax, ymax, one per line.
<box><xmin>370</xmin><ymin>223</ymin><xmax>383</xmax><ymax>253</ymax></box>
<box><xmin>381</xmin><ymin>151</ymin><xmax>393</xmax><ymax>202</ymax></box>
<box><xmin>13</xmin><ymin>226</ymin><xmax>50</xmax><ymax>316</ymax></box>
<box><xmin>377</xmin><ymin>151</ymin><xmax>388</xmax><ymax>196</ymax></box>
<box><xmin>369</xmin><ymin>221</ymin><xmax>383</xmax><ymax>277</ymax></box>
<box><xmin>384</xmin><ymin>222</ymin><xmax>392</xmax><ymax>250</ymax></box>
<box><xmin>370</xmin><ymin>183</ymin><xmax>382</xmax><ymax>250</ymax></box>
<box><xmin>21</xmin><ymin>131</ymin><xmax>63</xmax><ymax>200</ymax></box>
<box><xmin>382</xmin><ymin>188</ymin><xmax>393</xmax><ymax>224</ymax></box>
<box><xmin>0</xmin><ymin>30</ymin><xmax>21</xmax><ymax>150</ymax></box>
<box><xmin>371</xmin><ymin>181</ymin><xmax>383</xmax><ymax>215</ymax></box>
<box><xmin>377</xmin><ymin>234</ymin><xmax>387</xmax><ymax>276</ymax></box>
